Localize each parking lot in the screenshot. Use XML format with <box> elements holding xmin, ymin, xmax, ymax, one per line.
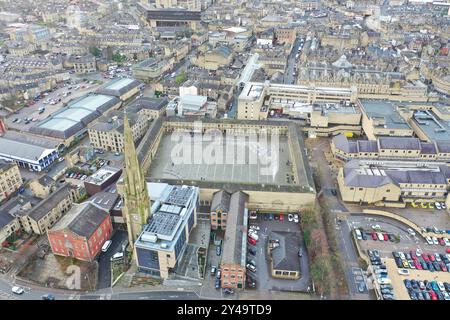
<box><xmin>384</xmin><ymin>257</ymin><xmax>450</xmax><ymax>300</ymax></box>
<box><xmin>246</xmin><ymin>213</ymin><xmax>310</xmax><ymax>293</ymax></box>
<box><xmin>5</xmin><ymin>78</ymin><xmax>102</xmax><ymax>132</ymax></box>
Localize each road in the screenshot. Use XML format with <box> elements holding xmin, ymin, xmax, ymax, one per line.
<box><xmin>0</xmin><ymin>275</ymin><xmax>201</xmax><ymax>301</ymax></box>
<box><xmin>283</xmin><ymin>36</ymin><xmax>303</xmax><ymax>85</ymax></box>
<box><xmin>97</xmin><ymin>230</ymin><xmax>129</xmax><ymax>289</ymax></box>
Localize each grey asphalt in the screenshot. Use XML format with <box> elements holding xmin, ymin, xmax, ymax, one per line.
<box><xmin>97</xmin><ymin>230</ymin><xmax>129</xmax><ymax>289</ymax></box>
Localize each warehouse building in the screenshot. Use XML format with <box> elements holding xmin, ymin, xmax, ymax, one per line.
<box><xmin>30</xmin><ymin>94</ymin><xmax>121</xmax><ymax>144</ymax></box>
<box><xmin>0</xmin><ymin>136</ymin><xmax>58</xmax><ymax>171</ymax></box>
<box><xmin>96</xmin><ymin>77</ymin><xmax>142</xmax><ymax>101</ymax></box>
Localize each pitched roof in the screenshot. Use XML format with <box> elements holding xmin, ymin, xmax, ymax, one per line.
<box><xmin>270</xmin><ymin>231</ymin><xmax>300</xmax><ymax>272</ymax></box>
<box><xmin>379</xmin><ymin>137</ymin><xmax>420</xmax><ymax>150</ymax></box>
<box><xmin>210</xmin><ymin>190</ymin><xmax>231</xmax><ymax>212</ymax></box>
<box><xmin>50</xmin><ymin>202</ymin><xmax>109</xmax><ymax>238</ymax></box>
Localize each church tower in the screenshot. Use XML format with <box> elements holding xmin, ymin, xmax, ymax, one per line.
<box><xmin>122</xmin><ymin>115</ymin><xmax>150</xmax><ymax>248</ymax></box>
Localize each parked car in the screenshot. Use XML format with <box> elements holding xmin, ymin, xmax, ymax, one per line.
<box><xmin>288</xmin><ymin>213</ymin><xmax>294</xmax><ymax>222</ymax></box>
<box><xmin>215</xmin><ymin>278</ymin><xmax>220</xmax><ymax>289</ymax></box>
<box><xmin>223</xmin><ymin>288</ymin><xmax>234</xmax><ymax>295</ymax></box>
<box><xmin>12</xmin><ymin>286</ymin><xmax>24</xmax><ymax>295</ymax></box>
<box><xmin>293</xmin><ymin>214</ymin><xmax>299</xmax><ymax>223</ymax></box>
<box><xmin>216</xmin><ymin>246</ymin><xmax>221</xmax><ymax>256</ymax></box>
<box><xmin>42</xmin><ymin>294</ymin><xmax>55</xmax><ymax>300</ymax></box>
<box><xmin>398</xmin><ymin>269</ymin><xmax>410</xmax><ymax>276</ymax></box>
<box><xmin>248</xmin><ymin>237</ymin><xmax>257</xmax><ymax>246</ymax></box>
<box><xmin>210</xmin><ymin>266</ymin><xmax>216</xmax><ymax>276</ymax></box>
<box><xmin>248</xmin><ymin>247</ymin><xmax>257</xmax><ymax>256</ymax></box>
<box><xmin>246</xmin><ymin>264</ymin><xmax>256</xmax><ymax>273</ymax></box>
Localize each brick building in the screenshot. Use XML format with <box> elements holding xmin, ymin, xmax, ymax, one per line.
<box><xmin>47</xmin><ymin>202</ymin><xmax>112</xmax><ymax>262</ymax></box>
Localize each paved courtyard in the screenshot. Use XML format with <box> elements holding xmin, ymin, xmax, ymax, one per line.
<box><xmin>149</xmin><ymin>133</ymin><xmax>294</xmax><ymax>185</ymax></box>
<box><xmin>249</xmin><ymin>214</ymin><xmax>311</xmax><ymax>293</ymax></box>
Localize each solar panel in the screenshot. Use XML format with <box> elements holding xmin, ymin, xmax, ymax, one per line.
<box><xmin>144</xmin><ymin>212</ymin><xmax>180</xmax><ymax>236</ymax></box>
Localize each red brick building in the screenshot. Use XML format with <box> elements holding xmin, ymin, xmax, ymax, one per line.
<box><xmin>47</xmin><ymin>202</ymin><xmax>112</xmax><ymax>262</ymax></box>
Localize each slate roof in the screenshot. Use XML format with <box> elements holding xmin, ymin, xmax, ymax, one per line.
<box><xmin>26</xmin><ymin>184</ymin><xmax>73</xmax><ymax>222</ymax></box>
<box><xmin>210</xmin><ymin>190</ymin><xmax>231</xmax><ymax>212</ymax></box>
<box><xmin>50</xmin><ymin>202</ymin><xmax>109</xmax><ymax>238</ymax></box>
<box><xmin>420</xmin><ymin>142</ymin><xmax>437</xmax><ymax>155</ymax></box>
<box><xmin>222</xmin><ymin>191</ymin><xmax>249</xmax><ymax>266</ymax></box>
<box><xmin>379</xmin><ymin>137</ymin><xmax>421</xmax><ymax>150</ymax></box>
<box><xmin>270</xmin><ymin>231</ymin><xmax>300</xmax><ymax>272</ymax></box>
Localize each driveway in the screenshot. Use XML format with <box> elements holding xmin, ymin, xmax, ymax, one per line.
<box><xmin>97</xmin><ymin>230</ymin><xmax>128</xmax><ymax>289</ymax></box>
<box><xmin>248</xmin><ymin>215</ymin><xmax>311</xmax><ymax>292</ymax></box>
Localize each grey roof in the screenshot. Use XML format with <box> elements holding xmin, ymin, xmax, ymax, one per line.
<box><xmin>222</xmin><ymin>191</ymin><xmax>249</xmax><ymax>266</ymax></box>
<box><xmin>50</xmin><ymin>202</ymin><xmax>109</xmax><ymax>238</ymax></box>
<box><xmin>379</xmin><ymin>137</ymin><xmax>420</xmax><ymax>150</ymax></box>
<box><xmin>388</xmin><ymin>170</ymin><xmax>447</xmax><ymax>185</ymax></box>
<box><xmin>270</xmin><ymin>231</ymin><xmax>300</xmax><ymax>272</ymax></box>
<box><xmin>357</xmin><ymin>140</ymin><xmax>378</xmax><ymax>153</ymax></box>
<box><xmin>0</xmin><ymin>210</ymin><xmax>15</xmax><ymax>229</ymax></box>
<box><xmin>420</xmin><ymin>142</ymin><xmax>437</xmax><ymax>155</ymax></box>
<box><xmin>344</xmin><ymin>168</ymin><xmax>393</xmax><ymax>188</ymax></box>
<box><xmin>343</xmin><ymin>160</ymin><xmax>449</xmax><ymax>188</ymax></box>
<box><xmin>96</xmin><ymin>78</ymin><xmax>142</xmax><ymax>97</ymax></box>
<box><xmin>26</xmin><ymin>184</ymin><xmax>73</xmax><ymax>222</ymax></box>
<box><xmin>128</xmin><ymin>97</ymin><xmax>168</xmax><ymax>112</ymax></box>
<box><xmin>0</xmin><ymin>137</ymin><xmax>55</xmax><ymax>161</ymax></box>
<box><xmin>37</xmin><ymin>175</ymin><xmax>55</xmax><ymax>187</ymax></box>
<box><xmin>436</xmin><ymin>141</ymin><xmax>450</xmax><ymax>153</ymax></box>
<box><xmin>88</xmin><ymin>192</ymin><xmax>119</xmax><ymax>212</ymax></box>
<box><xmin>210</xmin><ymin>190</ymin><xmax>231</xmax><ymax>212</ymax></box>
<box><xmin>31</xmin><ymin>94</ymin><xmax>121</xmax><ymax>139</ymax></box>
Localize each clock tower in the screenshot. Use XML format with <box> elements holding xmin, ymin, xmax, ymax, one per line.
<box><xmin>122</xmin><ymin>114</ymin><xmax>150</xmax><ymax>248</ymax></box>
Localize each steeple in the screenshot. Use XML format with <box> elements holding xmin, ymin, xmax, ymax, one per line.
<box><xmin>123</xmin><ymin>114</ymin><xmax>150</xmax><ymax>248</ymax></box>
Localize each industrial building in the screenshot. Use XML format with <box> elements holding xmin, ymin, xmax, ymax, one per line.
<box><xmin>0</xmin><ymin>136</ymin><xmax>58</xmax><ymax>172</ymax></box>
<box><xmin>96</xmin><ymin>77</ymin><xmax>142</xmax><ymax>101</ymax></box>
<box><xmin>30</xmin><ymin>94</ymin><xmax>121</xmax><ymax>143</ymax></box>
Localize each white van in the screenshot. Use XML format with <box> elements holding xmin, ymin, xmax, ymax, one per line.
<box><xmin>110</xmin><ymin>252</ymin><xmax>124</xmax><ymax>261</ymax></box>
<box><xmin>248</xmin><ymin>232</ymin><xmax>259</xmax><ymax>241</ymax></box>
<box><xmin>101</xmin><ymin>240</ymin><xmax>112</xmax><ymax>252</ymax></box>
<box><xmin>354</xmin><ymin>229</ymin><xmax>362</xmax><ymax>240</ymax></box>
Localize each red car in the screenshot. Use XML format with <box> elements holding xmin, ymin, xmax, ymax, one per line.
<box><xmin>422</xmin><ymin>254</ymin><xmax>430</xmax><ymax>262</ymax></box>
<box><xmin>410</xmin><ymin>251</ymin><xmax>417</xmax><ymax>259</ymax></box>
<box><xmin>429</xmin><ymin>291</ymin><xmax>437</xmax><ymax>300</ymax></box>
<box><xmin>429</xmin><ymin>254</ymin><xmax>436</xmax><ymax>262</ymax></box>
<box><xmin>446</xmin><ymin>248</ymin><xmax>450</xmax><ymax>254</ymax></box>
<box><xmin>371</xmin><ymin>232</ymin><xmax>377</xmax><ymax>241</ymax></box>
<box><xmin>438</xmin><ymin>238</ymin><xmax>445</xmax><ymax>246</ymax></box>
<box><xmin>415</xmin><ymin>260</ymin><xmax>422</xmax><ymax>270</ymax></box>
<box><xmin>279</xmin><ymin>214</ymin><xmax>284</xmax><ymax>222</ymax></box>
<box><xmin>440</xmin><ymin>262</ymin><xmax>447</xmax><ymax>272</ymax></box>
<box><xmin>383</xmin><ymin>233</ymin><xmax>389</xmax><ymax>241</ymax></box>
<box><xmin>248</xmin><ymin>237</ymin><xmax>257</xmax><ymax>246</ymax></box>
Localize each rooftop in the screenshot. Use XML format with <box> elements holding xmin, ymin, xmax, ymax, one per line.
<box><xmin>359</xmin><ymin>100</ymin><xmax>412</xmax><ymax>131</ymax></box>
<box><xmin>50</xmin><ymin>202</ymin><xmax>109</xmax><ymax>238</ymax></box>
<box><xmin>84</xmin><ymin>166</ymin><xmax>122</xmax><ymax>186</ymax></box>
<box><xmin>135</xmin><ymin>183</ymin><xmax>198</xmax><ymax>252</ymax></box>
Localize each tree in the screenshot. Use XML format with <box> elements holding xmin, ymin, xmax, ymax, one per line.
<box><xmin>112</xmin><ymin>53</ymin><xmax>127</xmax><ymax>63</ymax></box>
<box><xmin>90</xmin><ymin>47</ymin><xmax>102</xmax><ymax>58</ymax></box>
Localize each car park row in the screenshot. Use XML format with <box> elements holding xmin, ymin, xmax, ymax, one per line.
<box><xmin>392</xmin><ymin>250</ymin><xmax>450</xmax><ymax>273</ymax></box>
<box><xmin>367</xmin><ymin>249</ymin><xmax>396</xmax><ymax>300</ymax></box>
<box><xmin>404</xmin><ymin>279</ymin><xmax>450</xmax><ymax>300</ymax></box>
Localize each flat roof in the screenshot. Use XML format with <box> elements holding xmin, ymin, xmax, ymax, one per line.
<box><xmin>412</xmin><ymin>110</ymin><xmax>450</xmax><ymax>142</ymax></box>
<box><xmin>359</xmin><ymin>99</ymin><xmax>411</xmax><ymax>130</ymax></box>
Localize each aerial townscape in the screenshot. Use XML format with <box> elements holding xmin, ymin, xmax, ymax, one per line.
<box><xmin>0</xmin><ymin>0</ymin><xmax>449</xmax><ymax>304</ymax></box>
